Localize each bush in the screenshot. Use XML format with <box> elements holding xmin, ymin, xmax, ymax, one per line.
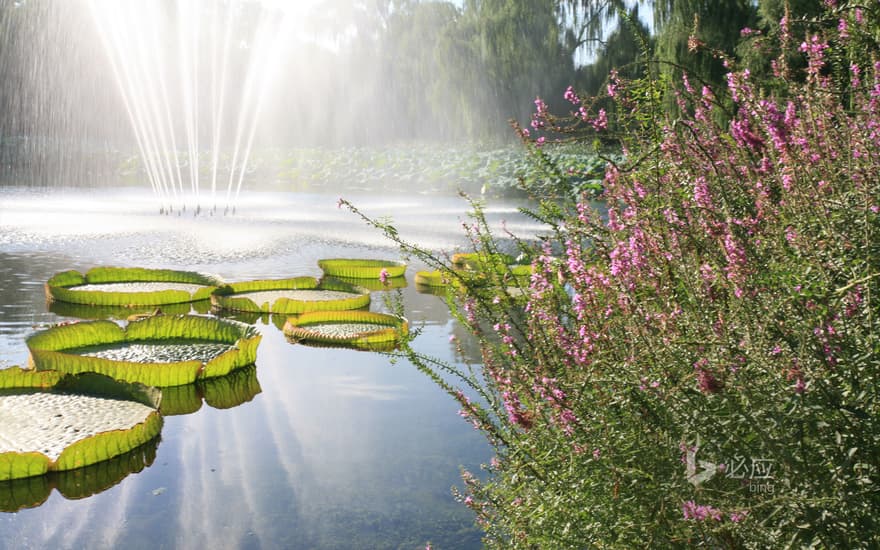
<box><xmin>345</xmin><ymin>3</ymin><xmax>880</xmax><ymax>547</ymax></box>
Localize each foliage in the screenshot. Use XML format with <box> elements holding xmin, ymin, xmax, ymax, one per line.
<box><xmin>267</xmin><ymin>143</ymin><xmax>608</xmax><ymax>197</ymax></box>
<box><xmin>0</xmin><ymin>371</ymin><xmax>162</xmax><ymax>482</ymax></box>
<box><xmin>344</xmin><ymin>2</ymin><xmax>880</xmax><ymax>547</ymax></box>
<box><xmin>0</xmin><ymin>434</ymin><xmax>159</xmax><ymax>512</ymax></box>
<box><xmin>45</xmin><ymin>267</ymin><xmax>221</xmax><ymax>307</ymax></box>
<box><xmin>317</xmin><ymin>258</ymin><xmax>407</xmax><ymax>279</ymax></box>
<box><xmin>26</xmin><ymin>315</ymin><xmax>260</xmax><ymax>387</ymax></box>
<box><xmin>211</xmin><ymin>277</ymin><xmax>371</xmax><ymax>314</ymax></box>
<box><xmin>282</xmin><ymin>310</ymin><xmax>408</xmax><ymax>349</ymax></box>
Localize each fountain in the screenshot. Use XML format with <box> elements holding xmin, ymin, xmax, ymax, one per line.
<box><xmin>87</xmin><ymin>0</ymin><xmax>293</xmax><ymax>215</ymax></box>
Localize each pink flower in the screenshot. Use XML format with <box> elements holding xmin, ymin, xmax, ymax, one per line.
<box><xmin>591</xmin><ymin>109</ymin><xmax>607</xmax><ymax>131</ymax></box>
<box><xmin>838</xmin><ymin>18</ymin><xmax>848</xmax><ymax>39</ymax></box>
<box><xmin>563</xmin><ymin>85</ymin><xmax>579</xmax><ymax>105</ymax></box>
<box><xmin>682</xmin><ymin>501</ymin><xmax>723</xmax><ymax>521</ymax></box>
<box><xmin>536</xmin><ymin>136</ymin><xmax>546</xmax><ymax>147</ymax></box>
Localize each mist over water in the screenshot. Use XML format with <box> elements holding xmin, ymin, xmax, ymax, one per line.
<box><xmin>1</xmin><ymin>0</ymin><xmax>495</xmax><ymax>198</ymax></box>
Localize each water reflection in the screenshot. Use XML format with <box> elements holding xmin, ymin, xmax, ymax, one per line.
<box><xmin>160</xmin><ymin>365</ymin><xmax>261</xmax><ymax>416</ymax></box>
<box><xmin>0</xmin><ymin>436</ymin><xmax>159</xmax><ymax>513</ymax></box>
<box><xmin>0</xmin><ymin>188</ymin><xmax>534</xmax><ymax>548</ymax></box>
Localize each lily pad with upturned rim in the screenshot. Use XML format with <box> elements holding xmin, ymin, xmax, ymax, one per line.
<box><xmin>0</xmin><ymin>432</ymin><xmax>159</xmax><ymax>512</ymax></box>
<box><xmin>0</xmin><ymin>368</ymin><xmax>162</xmax><ymax>482</ymax></box>
<box><xmin>317</xmin><ymin>258</ymin><xmax>407</xmax><ymax>279</ymax></box>
<box><xmin>45</xmin><ymin>267</ymin><xmax>223</xmax><ymax>307</ymax></box>
<box><xmin>26</xmin><ymin>315</ymin><xmax>261</xmax><ymax>387</ymax></box>
<box><xmin>211</xmin><ymin>277</ymin><xmax>370</xmax><ymax>314</ymax></box>
<box><xmin>282</xmin><ymin>310</ymin><xmax>408</xmax><ymax>350</ymax></box>
<box><xmin>323</xmin><ymin>275</ymin><xmax>407</xmax><ymax>292</ymax></box>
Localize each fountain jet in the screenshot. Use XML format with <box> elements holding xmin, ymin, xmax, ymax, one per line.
<box><xmin>87</xmin><ymin>1</ymin><xmax>292</xmax><ymax>214</ymax></box>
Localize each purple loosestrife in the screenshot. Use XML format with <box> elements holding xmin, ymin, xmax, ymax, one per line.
<box><xmin>340</xmin><ymin>5</ymin><xmax>880</xmax><ymax>547</ymax></box>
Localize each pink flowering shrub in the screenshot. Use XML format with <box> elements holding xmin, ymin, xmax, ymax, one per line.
<box><xmin>343</xmin><ymin>4</ymin><xmax>879</xmax><ymax>547</ymax></box>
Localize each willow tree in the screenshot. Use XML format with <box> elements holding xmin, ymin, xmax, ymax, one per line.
<box><xmin>654</xmin><ymin>0</ymin><xmax>756</xmax><ymax>112</ymax></box>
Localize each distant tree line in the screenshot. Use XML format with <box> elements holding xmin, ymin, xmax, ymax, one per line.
<box><xmin>283</xmin><ymin>0</ymin><xmax>837</xmax><ymax>144</ymax></box>
<box><xmin>0</xmin><ymin>0</ymin><xmax>837</xmax><ymax>150</ymax></box>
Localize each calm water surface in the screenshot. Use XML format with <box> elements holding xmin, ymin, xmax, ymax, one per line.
<box><xmin>0</xmin><ymin>187</ymin><xmax>543</xmax><ymax>549</ymax></box>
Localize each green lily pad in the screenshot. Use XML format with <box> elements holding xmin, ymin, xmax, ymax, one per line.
<box><xmin>26</xmin><ymin>315</ymin><xmax>261</xmax><ymax>387</ymax></box>
<box><xmin>0</xmin><ymin>433</ymin><xmax>159</xmax><ymax>512</ymax></box>
<box><xmin>46</xmin><ymin>267</ymin><xmax>223</xmax><ymax>307</ymax></box>
<box><xmin>324</xmin><ymin>275</ymin><xmax>408</xmax><ymax>292</ymax></box>
<box><xmin>211</xmin><ymin>277</ymin><xmax>370</xmax><ymax>314</ymax></box>
<box><xmin>283</xmin><ymin>310</ymin><xmax>408</xmax><ymax>350</ymax></box>
<box><xmin>0</xmin><ymin>368</ymin><xmax>162</xmax><ymax>482</ymax></box>
<box><xmin>414</xmin><ymin>270</ymin><xmax>449</xmax><ymax>287</ymax></box>
<box><xmin>317</xmin><ymin>258</ymin><xmax>407</xmax><ymax>279</ymax></box>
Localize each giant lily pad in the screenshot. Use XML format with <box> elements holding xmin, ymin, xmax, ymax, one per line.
<box><xmin>317</xmin><ymin>258</ymin><xmax>407</xmax><ymax>279</ymax></box>
<box><xmin>26</xmin><ymin>315</ymin><xmax>261</xmax><ymax>387</ymax></box>
<box><xmin>0</xmin><ymin>368</ymin><xmax>162</xmax><ymax>482</ymax></box>
<box><xmin>211</xmin><ymin>277</ymin><xmax>370</xmax><ymax>314</ymax></box>
<box><xmin>0</xmin><ymin>433</ymin><xmax>159</xmax><ymax>512</ymax></box>
<box><xmin>283</xmin><ymin>310</ymin><xmax>408</xmax><ymax>350</ymax></box>
<box><xmin>324</xmin><ymin>274</ymin><xmax>407</xmax><ymax>292</ymax></box>
<box><xmin>414</xmin><ymin>270</ymin><xmax>449</xmax><ymax>287</ymax></box>
<box><xmin>46</xmin><ymin>267</ymin><xmax>223</xmax><ymax>307</ymax></box>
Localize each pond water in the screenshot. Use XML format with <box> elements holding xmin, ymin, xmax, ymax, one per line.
<box><xmin>0</xmin><ymin>187</ymin><xmax>543</xmax><ymax>549</ymax></box>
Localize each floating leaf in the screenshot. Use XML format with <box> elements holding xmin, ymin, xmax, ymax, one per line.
<box><xmin>26</xmin><ymin>315</ymin><xmax>261</xmax><ymax>387</ymax></box>
<box><xmin>45</xmin><ymin>267</ymin><xmax>222</xmax><ymax>307</ymax></box>
<box><xmin>317</xmin><ymin>258</ymin><xmax>407</xmax><ymax>279</ymax></box>
<box><xmin>283</xmin><ymin>310</ymin><xmax>408</xmax><ymax>350</ymax></box>
<box><xmin>0</xmin><ymin>371</ymin><xmax>162</xmax><ymax>482</ymax></box>
<box><xmin>0</xmin><ymin>435</ymin><xmax>159</xmax><ymax>512</ymax></box>
<box><xmin>212</xmin><ymin>277</ymin><xmax>370</xmax><ymax>314</ymax></box>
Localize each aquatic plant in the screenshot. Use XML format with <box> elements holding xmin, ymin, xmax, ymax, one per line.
<box><xmin>0</xmin><ymin>368</ymin><xmax>161</xmax><ymax>482</ymax></box>
<box><xmin>317</xmin><ymin>258</ymin><xmax>407</xmax><ymax>279</ymax></box>
<box><xmin>26</xmin><ymin>315</ymin><xmax>260</xmax><ymax>387</ymax></box>
<box><xmin>211</xmin><ymin>277</ymin><xmax>370</xmax><ymax>314</ymax></box>
<box><xmin>45</xmin><ymin>267</ymin><xmax>222</xmax><ymax>307</ymax></box>
<box><xmin>283</xmin><ymin>311</ymin><xmax>408</xmax><ymax>350</ymax></box>
<box><xmin>0</xmin><ymin>434</ymin><xmax>159</xmax><ymax>512</ymax></box>
<box><xmin>343</xmin><ymin>4</ymin><xmax>880</xmax><ymax>547</ymax></box>
<box><xmin>270</xmin><ymin>143</ymin><xmax>610</xmax><ymax>197</ymax></box>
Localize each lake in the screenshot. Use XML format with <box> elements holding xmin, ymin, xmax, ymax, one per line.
<box><xmin>0</xmin><ymin>186</ymin><xmax>544</xmax><ymax>549</ymax></box>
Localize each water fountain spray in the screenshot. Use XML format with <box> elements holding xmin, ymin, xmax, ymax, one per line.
<box><xmin>88</xmin><ymin>0</ymin><xmax>291</xmax><ymax>215</ymax></box>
